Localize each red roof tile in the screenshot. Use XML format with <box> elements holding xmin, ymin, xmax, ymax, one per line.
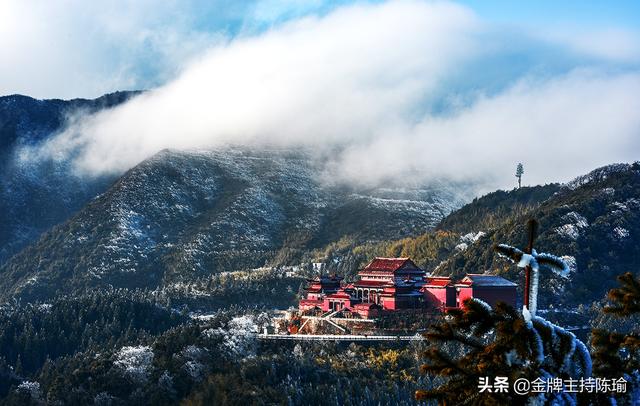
<box><xmin>363</xmin><ymin>257</ymin><xmax>412</xmax><ymax>272</ymax></box>
<box><xmin>458</xmin><ymin>274</ymin><xmax>517</xmax><ymax>287</ymax></box>
<box><xmin>425</xmin><ymin>277</ymin><xmax>451</xmax><ymax>287</ymax></box>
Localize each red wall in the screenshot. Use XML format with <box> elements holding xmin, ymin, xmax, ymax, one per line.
<box><xmin>382</xmin><ymin>297</ymin><xmax>397</xmax><ymax>310</ymax></box>
<box><xmin>423</xmin><ymin>288</ymin><xmax>447</xmax><ymax>309</ymax></box>
<box><xmin>456</xmin><ymin>287</ymin><xmax>474</xmax><ymax>307</ymax></box>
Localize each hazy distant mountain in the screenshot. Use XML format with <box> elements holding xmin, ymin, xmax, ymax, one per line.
<box><xmin>0</xmin><ymin>92</ymin><xmax>139</xmax><ymax>264</ymax></box>
<box><xmin>0</xmin><ymin>148</ymin><xmax>472</xmax><ymax>301</ymax></box>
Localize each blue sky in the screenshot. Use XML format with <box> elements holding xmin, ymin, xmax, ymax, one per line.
<box><xmin>198</xmin><ymin>0</ymin><xmax>640</xmax><ymax>31</ymax></box>
<box><xmin>1</xmin><ymin>0</ymin><xmax>638</xmax><ymax>98</ymax></box>
<box><xmin>460</xmin><ymin>0</ymin><xmax>639</xmax><ymax>28</ymax></box>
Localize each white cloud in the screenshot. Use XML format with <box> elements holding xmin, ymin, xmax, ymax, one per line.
<box><xmin>0</xmin><ymin>0</ymin><xmax>229</xmax><ymax>98</ymax></box>
<box><xmin>537</xmin><ymin>26</ymin><xmax>640</xmax><ymax>63</ymax></box>
<box><xmin>21</xmin><ymin>0</ymin><xmax>640</xmax><ymax>190</ymax></box>
<box><xmin>332</xmin><ymin>69</ymin><xmax>640</xmax><ymax>188</ymax></box>
<box><xmin>0</xmin><ymin>0</ymin><xmax>369</xmax><ymax>99</ymax></box>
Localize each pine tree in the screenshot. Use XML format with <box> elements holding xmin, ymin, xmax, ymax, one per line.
<box><xmin>516</xmin><ymin>163</ymin><xmax>524</xmax><ymax>188</ymax></box>
<box><xmin>14</xmin><ymin>355</ymin><xmax>23</xmax><ymax>377</ymax></box>
<box><xmin>591</xmin><ymin>272</ymin><xmax>640</xmax><ymax>404</ymax></box>
<box><xmin>494</xmin><ymin>218</ymin><xmax>570</xmax><ymax>317</ymax></box>
<box><xmin>417</xmin><ymin>220</ymin><xmax>590</xmax><ymax>405</ymax></box>
<box><xmin>416</xmin><ymin>299</ymin><xmax>591</xmax><ymax>405</ymax></box>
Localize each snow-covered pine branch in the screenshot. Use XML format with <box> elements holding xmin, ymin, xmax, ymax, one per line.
<box><xmin>494</xmin><ymin>244</ymin><xmax>570</xmax><ymax>316</ymax></box>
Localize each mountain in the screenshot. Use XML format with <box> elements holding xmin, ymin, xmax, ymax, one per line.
<box><xmin>0</xmin><ymin>91</ymin><xmax>139</xmax><ymax>154</ymax></box>
<box><xmin>434</xmin><ymin>162</ymin><xmax>640</xmax><ymax>309</ymax></box>
<box><xmin>313</xmin><ymin>163</ymin><xmax>640</xmax><ymax>311</ymax></box>
<box><xmin>0</xmin><ymin>91</ymin><xmax>139</xmax><ymax>264</ymax></box>
<box><xmin>0</xmin><ymin>148</ymin><xmax>472</xmax><ymax>301</ymax></box>
<box><xmin>308</xmin><ymin>184</ymin><xmax>562</xmax><ymax>279</ymax></box>
<box><xmin>435</xmin><ymin>184</ymin><xmax>561</xmax><ymax>233</ymax></box>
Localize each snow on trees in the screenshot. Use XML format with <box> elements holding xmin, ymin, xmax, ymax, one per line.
<box><xmin>516</xmin><ymin>163</ymin><xmax>524</xmax><ymax>188</ymax></box>
<box><xmin>494</xmin><ymin>219</ymin><xmax>570</xmax><ymax>316</ymax></box>
<box><xmin>591</xmin><ymin>272</ymin><xmax>640</xmax><ymax>405</ymax></box>
<box><xmin>496</xmin><ymin>244</ymin><xmax>570</xmax><ymax>316</ymax></box>
<box><xmin>16</xmin><ymin>381</ymin><xmax>41</xmax><ymax>400</ymax></box>
<box><xmin>418</xmin><ymin>219</ymin><xmax>594</xmax><ymax>405</ymax></box>
<box><xmin>208</xmin><ymin>315</ymin><xmax>260</xmax><ymax>360</ymax></box>
<box><xmin>114</xmin><ymin>345</ymin><xmax>154</xmax><ymax>382</ymax></box>
<box><xmin>417</xmin><ymin>298</ymin><xmax>593</xmax><ymax>405</ymax></box>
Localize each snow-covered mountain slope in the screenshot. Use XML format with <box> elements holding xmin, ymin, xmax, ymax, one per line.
<box><xmin>0</xmin><ymin>92</ymin><xmax>137</xmax><ymax>151</ymax></box>
<box><xmin>0</xmin><ymin>148</ymin><xmax>471</xmax><ymax>301</ymax></box>
<box><xmin>0</xmin><ymin>92</ymin><xmax>139</xmax><ymax>264</ymax></box>
<box><xmin>435</xmin><ymin>162</ymin><xmax>640</xmax><ymax>308</ymax></box>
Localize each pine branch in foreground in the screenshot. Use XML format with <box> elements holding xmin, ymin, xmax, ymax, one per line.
<box><xmin>591</xmin><ymin>272</ymin><xmax>640</xmax><ymax>405</ymax></box>
<box><xmin>416</xmin><ymin>298</ymin><xmax>591</xmax><ymax>405</ymax></box>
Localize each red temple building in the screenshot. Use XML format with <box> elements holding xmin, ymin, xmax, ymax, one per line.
<box><xmin>299</xmin><ymin>257</ymin><xmax>517</xmax><ymax>318</ymax></box>
<box><xmin>454</xmin><ymin>274</ymin><xmax>518</xmax><ymax>308</ymax></box>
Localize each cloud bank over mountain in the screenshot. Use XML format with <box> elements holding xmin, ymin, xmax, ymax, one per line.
<box><xmin>21</xmin><ymin>0</ymin><xmax>640</xmax><ymax>189</ymax></box>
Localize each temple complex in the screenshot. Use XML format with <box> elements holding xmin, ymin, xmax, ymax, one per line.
<box><xmin>299</xmin><ymin>257</ymin><xmax>517</xmax><ymax>319</ymax></box>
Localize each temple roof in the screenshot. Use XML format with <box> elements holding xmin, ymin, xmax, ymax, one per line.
<box><xmin>362</xmin><ymin>257</ymin><xmax>420</xmax><ymax>273</ymax></box>
<box><xmin>424</xmin><ymin>277</ymin><xmax>452</xmax><ymax>287</ymax></box>
<box><xmin>457</xmin><ymin>274</ymin><xmax>517</xmax><ymax>287</ymax></box>
<box><xmin>326</xmin><ymin>291</ymin><xmax>352</xmax><ymax>299</ymax></box>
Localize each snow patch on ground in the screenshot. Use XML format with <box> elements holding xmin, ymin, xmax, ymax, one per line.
<box><xmin>555</xmin><ymin>212</ymin><xmax>588</xmax><ymax>240</ymax></box>
<box><xmin>456</xmin><ymin>231</ymin><xmax>486</xmax><ymax>251</ymax></box>
<box><xmin>115</xmin><ymin>345</ymin><xmax>154</xmax><ymax>382</ymax></box>
<box><xmin>613</xmin><ymin>226</ymin><xmax>630</xmax><ymax>239</ymax></box>
<box><xmin>566</xmin><ymin>163</ymin><xmax>629</xmax><ymax>190</ymax></box>
<box><xmin>16</xmin><ymin>381</ymin><xmax>41</xmax><ymax>400</ymax></box>
<box><xmin>461</xmin><ymin>231</ymin><xmax>486</xmax><ymax>243</ymax></box>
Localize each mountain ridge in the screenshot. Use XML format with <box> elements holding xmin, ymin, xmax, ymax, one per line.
<box><xmin>434</xmin><ymin>162</ymin><xmax>640</xmax><ymax>308</ymax></box>
<box><xmin>0</xmin><ymin>147</ymin><xmax>472</xmax><ymax>301</ymax></box>
<box><xmin>311</xmin><ymin>162</ymin><xmax>640</xmax><ymax>310</ymax></box>
<box><xmin>0</xmin><ymin>91</ymin><xmax>141</xmax><ymax>264</ymax></box>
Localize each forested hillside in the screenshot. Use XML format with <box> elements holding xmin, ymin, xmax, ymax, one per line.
<box><xmin>436</xmin><ymin>184</ymin><xmax>560</xmax><ymax>232</ymax></box>
<box><xmin>0</xmin><ymin>148</ymin><xmax>471</xmax><ymax>302</ymax></box>
<box><xmin>0</xmin><ymin>162</ymin><xmax>638</xmax><ymax>405</ymax></box>
<box><xmin>312</xmin><ymin>163</ymin><xmax>640</xmax><ymax>311</ymax></box>
<box><xmin>435</xmin><ymin>163</ymin><xmax>640</xmax><ymax>308</ymax></box>
<box><xmin>0</xmin><ymin>92</ymin><xmax>139</xmax><ymax>264</ymax></box>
